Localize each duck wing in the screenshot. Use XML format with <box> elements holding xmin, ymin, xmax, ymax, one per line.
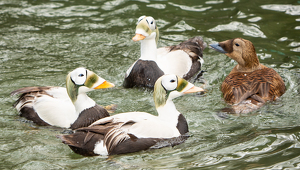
<box><xmin>11</xmin><ymin>86</ymin><xmax>76</xmax><ymax>127</ymax></box>
<box><xmin>59</xmin><ymin>118</ymin><xmax>137</xmax><ymax>155</ymax></box>
<box><xmin>58</xmin><ymin>112</ymin><xmax>184</xmax><ymax>156</ymax></box>
<box><xmin>222</xmin><ymin>68</ymin><xmax>286</xmax><ymax>105</ymax></box>
<box><xmin>168</xmin><ymin>36</ymin><xmax>206</xmax><ymax>59</ymax></box>
<box><xmin>157</xmin><ymin>36</ymin><xmax>206</xmax><ymax>80</ymax></box>
<box><xmin>70</xmin><ymin>104</ymin><xmax>110</xmax><ymax>130</ymax></box>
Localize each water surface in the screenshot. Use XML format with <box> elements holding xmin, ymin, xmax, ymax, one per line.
<box><xmin>0</xmin><ymin>0</ymin><xmax>300</xmax><ymax>169</ymax></box>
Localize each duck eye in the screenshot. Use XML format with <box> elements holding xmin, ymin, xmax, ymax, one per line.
<box><xmin>151</xmin><ymin>21</ymin><xmax>153</xmax><ymax>24</ymax></box>
<box><xmin>170</xmin><ymin>79</ymin><xmax>175</xmax><ymax>83</ymax></box>
<box><xmin>78</xmin><ymin>74</ymin><xmax>84</xmax><ymax>77</ymax></box>
<box><xmin>235</xmin><ymin>43</ymin><xmax>240</xmax><ymax>46</ymax></box>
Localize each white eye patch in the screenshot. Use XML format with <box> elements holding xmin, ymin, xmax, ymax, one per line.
<box><xmin>70</xmin><ymin>67</ymin><xmax>87</xmax><ymax>85</ymax></box>
<box><xmin>137</xmin><ymin>15</ymin><xmax>146</xmax><ymax>23</ymax></box>
<box><xmin>145</xmin><ymin>16</ymin><xmax>156</xmax><ymax>30</ymax></box>
<box><xmin>161</xmin><ymin>74</ymin><xmax>178</xmax><ymax>91</ymax></box>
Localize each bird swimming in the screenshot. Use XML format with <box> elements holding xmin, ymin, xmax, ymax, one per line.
<box><xmin>210</xmin><ymin>38</ymin><xmax>286</xmax><ymax>114</ymax></box>
<box><xmin>124</xmin><ymin>15</ymin><xmax>207</xmax><ymax>88</ymax></box>
<box><xmin>57</xmin><ymin>74</ymin><xmax>204</xmax><ymax>156</ymax></box>
<box><xmin>11</xmin><ymin>67</ymin><xmax>115</xmax><ymax>129</ymax></box>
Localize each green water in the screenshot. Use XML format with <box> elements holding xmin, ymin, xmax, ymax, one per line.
<box><xmin>0</xmin><ymin>0</ymin><xmax>300</xmax><ymax>169</ymax></box>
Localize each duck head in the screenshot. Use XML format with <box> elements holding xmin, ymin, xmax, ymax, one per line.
<box><xmin>132</xmin><ymin>15</ymin><xmax>159</xmax><ymax>45</ymax></box>
<box><xmin>153</xmin><ymin>74</ymin><xmax>204</xmax><ymax>108</ymax></box>
<box><xmin>66</xmin><ymin>67</ymin><xmax>115</xmax><ymax>103</ymax></box>
<box><xmin>210</xmin><ymin>38</ymin><xmax>260</xmax><ymax>72</ymax></box>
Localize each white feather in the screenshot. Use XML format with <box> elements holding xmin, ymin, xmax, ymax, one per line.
<box><xmin>32</xmin><ymin>87</ymin><xmax>96</xmax><ymax>127</ymax></box>
<box><xmin>137</xmin><ymin>33</ymin><xmax>193</xmax><ymax>77</ymax></box>
<box><xmin>93</xmin><ymin>140</ymin><xmax>108</xmax><ymax>155</ymax></box>
<box><xmin>125</xmin><ymin>60</ymin><xmax>137</xmax><ymax>78</ymax></box>
<box><xmin>74</xmin><ymin>86</ymin><xmax>96</xmax><ymax>115</ymax></box>
<box><xmin>33</xmin><ymin>89</ymin><xmax>77</xmax><ymax>128</ymax></box>
<box><xmin>43</xmin><ymin>87</ymin><xmax>70</xmax><ymax>99</ymax></box>
<box><xmin>157</xmin><ymin>48</ymin><xmax>192</xmax><ymax>77</ymax></box>
<box><xmin>91</xmin><ymin>110</ymin><xmax>180</xmax><ymax>139</ymax></box>
<box><xmin>139</xmin><ymin>35</ymin><xmax>157</xmax><ymax>61</ymax></box>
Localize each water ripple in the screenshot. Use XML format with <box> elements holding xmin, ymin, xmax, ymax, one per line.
<box><xmin>146</xmin><ymin>4</ymin><xmax>166</xmax><ymax>10</ymax></box>
<box><xmin>100</xmin><ymin>4</ymin><xmax>139</xmax><ymax>17</ymax></box>
<box><xmin>1</xmin><ymin>0</ymin><xmax>300</xmax><ymax>169</ymax></box>
<box><xmin>168</xmin><ymin>2</ymin><xmax>212</xmax><ymax>12</ymax></box>
<box><xmin>1</xmin><ymin>3</ymin><xmax>100</xmax><ymax>18</ymax></box>
<box><xmin>206</xmin><ymin>1</ymin><xmax>224</xmax><ymax>5</ymax></box>
<box><xmin>165</xmin><ymin>20</ymin><xmax>195</xmax><ymax>32</ymax></box>
<box><xmin>101</xmin><ymin>0</ymin><xmax>127</xmax><ymax>11</ymax></box>
<box><xmin>261</xmin><ymin>4</ymin><xmax>300</xmax><ymax>16</ymax></box>
<box><xmin>208</xmin><ymin>21</ymin><xmax>267</xmax><ymax>38</ymax></box>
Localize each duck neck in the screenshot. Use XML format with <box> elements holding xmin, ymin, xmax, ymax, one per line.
<box><xmin>156</xmin><ymin>100</ymin><xmax>181</xmax><ymax>128</ymax></box>
<box><xmin>140</xmin><ymin>39</ymin><xmax>157</xmax><ymax>61</ymax></box>
<box><xmin>235</xmin><ymin>63</ymin><xmax>262</xmax><ymax>73</ymax></box>
<box><xmin>73</xmin><ymin>93</ymin><xmax>96</xmax><ymax>115</ymax></box>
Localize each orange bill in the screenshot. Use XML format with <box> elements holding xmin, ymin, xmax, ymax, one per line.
<box><xmin>94</xmin><ymin>81</ymin><xmax>115</xmax><ymax>89</ymax></box>
<box><xmin>132</xmin><ymin>34</ymin><xmax>146</xmax><ymax>41</ymax></box>
<box><xmin>183</xmin><ymin>86</ymin><xmax>204</xmax><ymax>94</ymax></box>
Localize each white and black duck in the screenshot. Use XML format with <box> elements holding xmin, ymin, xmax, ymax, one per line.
<box><xmin>11</xmin><ymin>67</ymin><xmax>115</xmax><ymax>129</ymax></box>
<box><xmin>124</xmin><ymin>15</ymin><xmax>207</xmax><ymax>88</ymax></box>
<box><xmin>57</xmin><ymin>74</ymin><xmax>204</xmax><ymax>156</ymax></box>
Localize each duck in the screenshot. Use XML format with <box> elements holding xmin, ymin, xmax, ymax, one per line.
<box><xmin>209</xmin><ymin>38</ymin><xmax>286</xmax><ymax>114</ymax></box>
<box><xmin>11</xmin><ymin>67</ymin><xmax>115</xmax><ymax>129</ymax></box>
<box><xmin>124</xmin><ymin>15</ymin><xmax>207</xmax><ymax>88</ymax></box>
<box><xmin>57</xmin><ymin>74</ymin><xmax>204</xmax><ymax>156</ymax></box>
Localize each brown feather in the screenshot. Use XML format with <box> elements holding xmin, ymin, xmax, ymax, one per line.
<box><xmin>70</xmin><ymin>104</ymin><xmax>110</xmax><ymax>130</ymax></box>
<box><xmin>58</xmin><ymin>118</ymin><xmax>189</xmax><ymax>156</ymax></box>
<box><xmin>168</xmin><ymin>36</ymin><xmax>206</xmax><ymax>60</ymax></box>
<box><xmin>57</xmin><ymin>131</ymin><xmax>104</xmax><ymax>156</ymax></box>
<box><xmin>11</xmin><ymin>86</ymin><xmax>53</xmax><ymax>108</ymax></box>
<box><xmin>222</xmin><ymin>67</ymin><xmax>285</xmax><ymax>105</ymax></box>
<box><xmin>11</xmin><ymin>86</ymin><xmax>53</xmax><ymax>96</ymax></box>
<box><xmin>11</xmin><ymin>86</ymin><xmax>54</xmax><ymax>126</ymax></box>
<box><xmin>212</xmin><ymin>38</ymin><xmax>286</xmax><ymax>114</ymax></box>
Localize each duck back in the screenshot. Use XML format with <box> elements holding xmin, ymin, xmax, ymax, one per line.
<box><xmin>221</xmin><ymin>67</ymin><xmax>286</xmax><ymax>113</ymax></box>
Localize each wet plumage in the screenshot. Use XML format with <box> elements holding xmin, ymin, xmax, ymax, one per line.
<box><xmin>210</xmin><ymin>38</ymin><xmax>286</xmax><ymax>114</ymax></box>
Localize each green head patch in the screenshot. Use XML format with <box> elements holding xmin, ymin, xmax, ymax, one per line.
<box><xmin>66</xmin><ymin>73</ymin><xmax>79</xmax><ymax>103</ymax></box>
<box><xmin>153</xmin><ymin>77</ymin><xmax>167</xmax><ymax>108</ymax></box>
<box><xmin>84</xmin><ymin>73</ymin><xmax>99</xmax><ymax>88</ymax></box>
<box><xmin>136</xmin><ymin>16</ymin><xmax>159</xmax><ymax>45</ymax></box>
<box><xmin>176</xmin><ymin>77</ymin><xmax>188</xmax><ymax>92</ymax></box>
<box><xmin>136</xmin><ymin>19</ymin><xmax>151</xmax><ymax>35</ymax></box>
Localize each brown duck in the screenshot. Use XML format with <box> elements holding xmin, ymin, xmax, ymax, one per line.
<box><xmin>210</xmin><ymin>38</ymin><xmax>286</xmax><ymax>114</ymax></box>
